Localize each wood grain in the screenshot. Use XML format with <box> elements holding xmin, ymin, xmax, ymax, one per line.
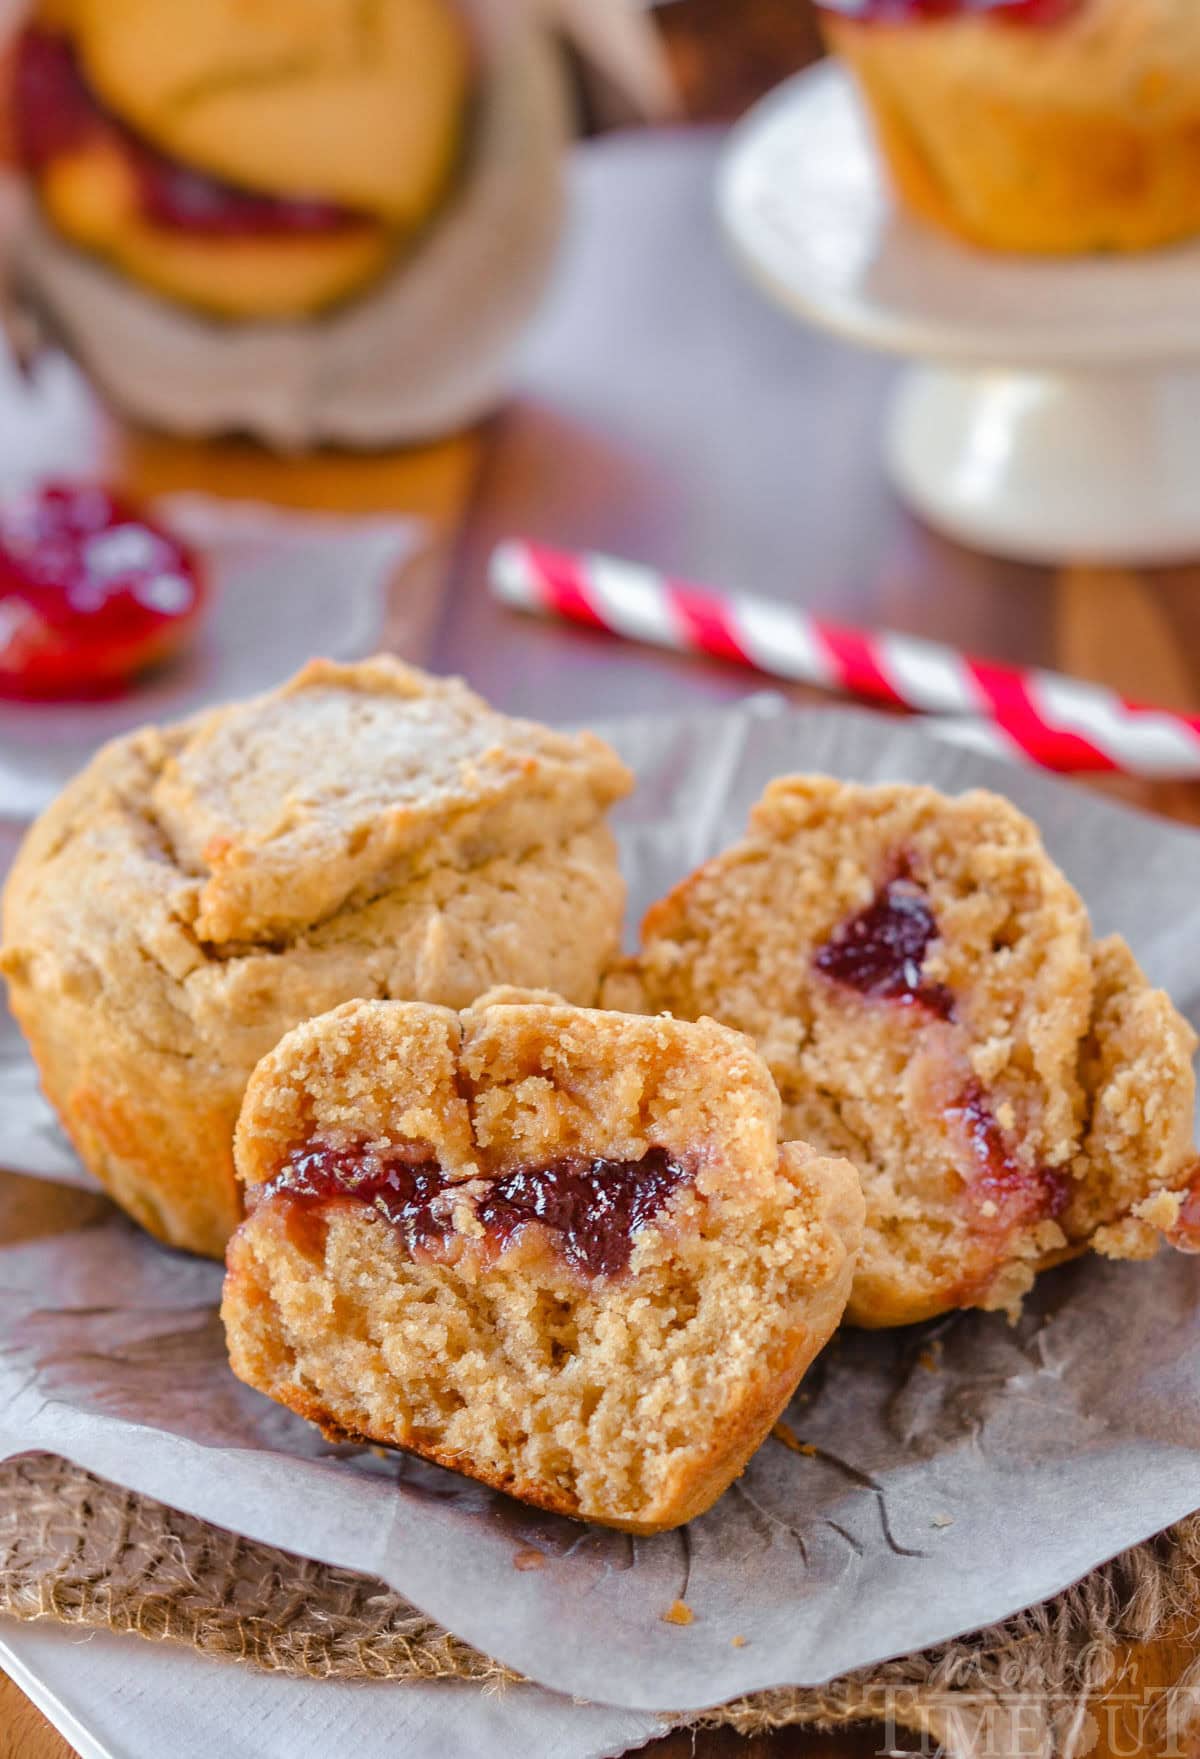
<box><xmin>0</xmin><ymin>1675</ymin><xmax>76</xmax><ymax>1759</ymax></box>
<box><xmin>643</xmin><ymin>1729</ymin><xmax>885</xmax><ymax>1759</ymax></box>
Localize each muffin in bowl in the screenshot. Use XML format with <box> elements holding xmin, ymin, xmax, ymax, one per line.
<box><xmin>10</xmin><ymin>0</ymin><xmax>471</xmax><ymax>317</ymax></box>
<box><xmin>819</xmin><ymin>0</ymin><xmax>1200</xmax><ymax>253</ymax></box>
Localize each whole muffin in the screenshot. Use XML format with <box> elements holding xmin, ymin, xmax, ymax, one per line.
<box><xmin>1</xmin><ymin>657</ymin><xmax>631</xmax><ymax>1257</ymax></box>
<box><xmin>820</xmin><ymin>0</ymin><xmax>1200</xmax><ymax>253</ymax></box>
<box><xmin>11</xmin><ymin>0</ymin><xmax>470</xmax><ymax>318</ymax></box>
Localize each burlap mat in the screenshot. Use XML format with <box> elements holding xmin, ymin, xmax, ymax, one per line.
<box><xmin>3</xmin><ymin>1451</ymin><xmax>1199</xmax><ymax>1754</ymax></box>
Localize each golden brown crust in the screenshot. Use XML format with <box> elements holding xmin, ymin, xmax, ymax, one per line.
<box><xmin>152</xmin><ymin>656</ymin><xmax>631</xmax><ymax>947</ymax></box>
<box><xmin>222</xmin><ymin>998</ymin><xmax>864</xmax><ymax>1532</ymax></box>
<box><xmin>2</xmin><ymin>659</ymin><xmax>630</xmax><ymax>1258</ymax></box>
<box><xmin>825</xmin><ymin>0</ymin><xmax>1200</xmax><ymax>253</ymax></box>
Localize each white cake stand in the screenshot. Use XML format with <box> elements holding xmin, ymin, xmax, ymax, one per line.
<box><xmin>717</xmin><ymin>62</ymin><xmax>1200</xmax><ymax>565</ymax></box>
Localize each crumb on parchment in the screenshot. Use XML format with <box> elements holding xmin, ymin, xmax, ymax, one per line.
<box><xmin>662</xmin><ymin>1600</ymin><xmax>694</xmax><ymax>1626</ymax></box>
<box><xmin>772</xmin><ymin>1421</ymin><xmax>817</xmax><ymax>1456</ymax></box>
<box><xmin>1133</xmin><ymin>1188</ymin><xmax>1186</xmax><ymax>1231</ymax></box>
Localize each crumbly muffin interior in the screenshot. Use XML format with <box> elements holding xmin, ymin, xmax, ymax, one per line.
<box><xmin>223</xmin><ymin>997</ymin><xmax>863</xmax><ymax>1530</ymax></box>
<box><xmin>609</xmin><ymin>776</ymin><xmax>1197</xmax><ymax>1325</ymax></box>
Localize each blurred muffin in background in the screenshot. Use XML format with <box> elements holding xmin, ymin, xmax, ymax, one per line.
<box><xmin>818</xmin><ymin>0</ymin><xmax>1200</xmax><ymax>254</ymax></box>
<box><xmin>11</xmin><ymin>0</ymin><xmax>471</xmax><ymax>318</ymax></box>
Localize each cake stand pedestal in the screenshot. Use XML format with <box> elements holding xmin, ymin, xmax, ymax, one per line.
<box><xmin>717</xmin><ymin>63</ymin><xmax>1200</xmax><ymax>566</ymax></box>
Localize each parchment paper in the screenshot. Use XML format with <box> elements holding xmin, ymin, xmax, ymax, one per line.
<box><xmin>0</xmin><ymin>1614</ymin><xmax>665</xmax><ymax>1759</ymax></box>
<box><xmin>2</xmin><ymin>696</ymin><xmax>1200</xmax><ymax>1716</ymax></box>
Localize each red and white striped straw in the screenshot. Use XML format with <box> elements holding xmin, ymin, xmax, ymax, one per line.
<box><xmin>490</xmin><ymin>538</ymin><xmax>1200</xmax><ymax>780</ymax></box>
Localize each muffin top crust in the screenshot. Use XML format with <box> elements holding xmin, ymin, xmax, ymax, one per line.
<box><xmin>145</xmin><ymin>657</ymin><xmax>631</xmax><ymax>944</ymax></box>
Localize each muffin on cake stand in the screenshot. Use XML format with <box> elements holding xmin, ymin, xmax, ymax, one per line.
<box><xmin>717</xmin><ymin>62</ymin><xmax>1200</xmax><ymax>564</ymax></box>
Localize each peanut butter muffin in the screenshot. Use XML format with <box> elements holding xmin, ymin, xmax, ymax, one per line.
<box><xmin>222</xmin><ymin>994</ymin><xmax>863</xmax><ymax>1532</ymax></box>
<box><xmin>821</xmin><ymin>0</ymin><xmax>1200</xmax><ymax>254</ymax></box>
<box><xmin>2</xmin><ymin>658</ymin><xmax>631</xmax><ymax>1258</ymax></box>
<box><xmin>12</xmin><ymin>0</ymin><xmax>470</xmax><ymax>318</ymax></box>
<box><xmin>607</xmin><ymin>777</ymin><xmax>1198</xmax><ymax>1327</ymax></box>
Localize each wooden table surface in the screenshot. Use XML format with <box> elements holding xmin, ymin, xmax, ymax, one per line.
<box><xmin>3</xmin><ymin>4</ymin><xmax>1200</xmax><ymax>1755</ymax></box>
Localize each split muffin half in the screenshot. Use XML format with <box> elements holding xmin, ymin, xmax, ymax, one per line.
<box><xmin>607</xmin><ymin>776</ymin><xmax>1198</xmax><ymax>1327</ymax></box>
<box><xmin>222</xmin><ymin>993</ymin><xmax>864</xmax><ymax>1532</ymax></box>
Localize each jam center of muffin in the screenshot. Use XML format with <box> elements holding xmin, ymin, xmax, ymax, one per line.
<box><xmin>0</xmin><ymin>480</ymin><xmax>205</xmax><ymax>699</ymax></box>
<box><xmin>814</xmin><ymin>874</ymin><xmax>954</xmax><ymax>1018</ymax></box>
<box><xmin>11</xmin><ymin>27</ymin><xmax>96</xmax><ymax>165</ymax></box>
<box><xmin>1165</xmin><ymin>1169</ymin><xmax>1200</xmax><ymax>1253</ymax></box>
<box><xmin>12</xmin><ymin>27</ymin><xmax>364</xmax><ymax>235</ymax></box>
<box><xmin>267</xmin><ymin>1140</ymin><xmax>694</xmax><ymax>1278</ymax></box>
<box><xmin>948</xmin><ymin>1082</ymin><xmax>1071</xmax><ymax>1231</ymax></box>
<box><xmin>473</xmin><ymin>1151</ymin><xmax>692</xmax><ymax>1278</ymax></box>
<box><xmin>128</xmin><ymin>141</ymin><xmax>361</xmax><ymax>237</ymax></box>
<box><xmin>816</xmin><ymin>0</ymin><xmax>1083</xmax><ymax>25</ymax></box>
<box><xmin>270</xmin><ymin>1141</ymin><xmax>453</xmax><ymax>1257</ymax></box>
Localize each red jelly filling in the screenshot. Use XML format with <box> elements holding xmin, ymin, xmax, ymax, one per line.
<box><xmin>127</xmin><ymin>142</ymin><xmax>358</xmax><ymax>237</ymax></box>
<box><xmin>0</xmin><ymin>480</ymin><xmax>207</xmax><ymax>699</ymax></box>
<box><xmin>948</xmin><ymin>1081</ymin><xmax>1071</xmax><ymax>1232</ymax></box>
<box><xmin>816</xmin><ymin>0</ymin><xmax>1084</xmax><ymax>24</ymax></box>
<box><xmin>474</xmin><ymin>1153</ymin><xmax>692</xmax><ymax>1278</ymax></box>
<box><xmin>12</xmin><ymin>27</ymin><xmax>363</xmax><ymax>236</ymax></box>
<box><xmin>10</xmin><ymin>26</ymin><xmax>95</xmax><ymax>166</ymax></box>
<box><xmin>1165</xmin><ymin>1170</ymin><xmax>1200</xmax><ymax>1254</ymax></box>
<box><xmin>814</xmin><ymin>873</ymin><xmax>954</xmax><ymax>1019</ymax></box>
<box><xmin>266</xmin><ymin>1141</ymin><xmax>694</xmax><ymax>1279</ymax></box>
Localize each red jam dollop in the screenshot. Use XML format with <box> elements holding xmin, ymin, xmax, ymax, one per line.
<box><xmin>816</xmin><ymin>0</ymin><xmax>1083</xmax><ymax>23</ymax></box>
<box><xmin>0</xmin><ymin>481</ymin><xmax>207</xmax><ymax>699</ymax></box>
<box><xmin>12</xmin><ymin>26</ymin><xmax>363</xmax><ymax>236</ymax></box>
<box><xmin>948</xmin><ymin>1081</ymin><xmax>1071</xmax><ymax>1232</ymax></box>
<box><xmin>265</xmin><ymin>1140</ymin><xmax>694</xmax><ymax>1279</ymax></box>
<box><xmin>814</xmin><ymin>873</ymin><xmax>954</xmax><ymax>1019</ymax></box>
